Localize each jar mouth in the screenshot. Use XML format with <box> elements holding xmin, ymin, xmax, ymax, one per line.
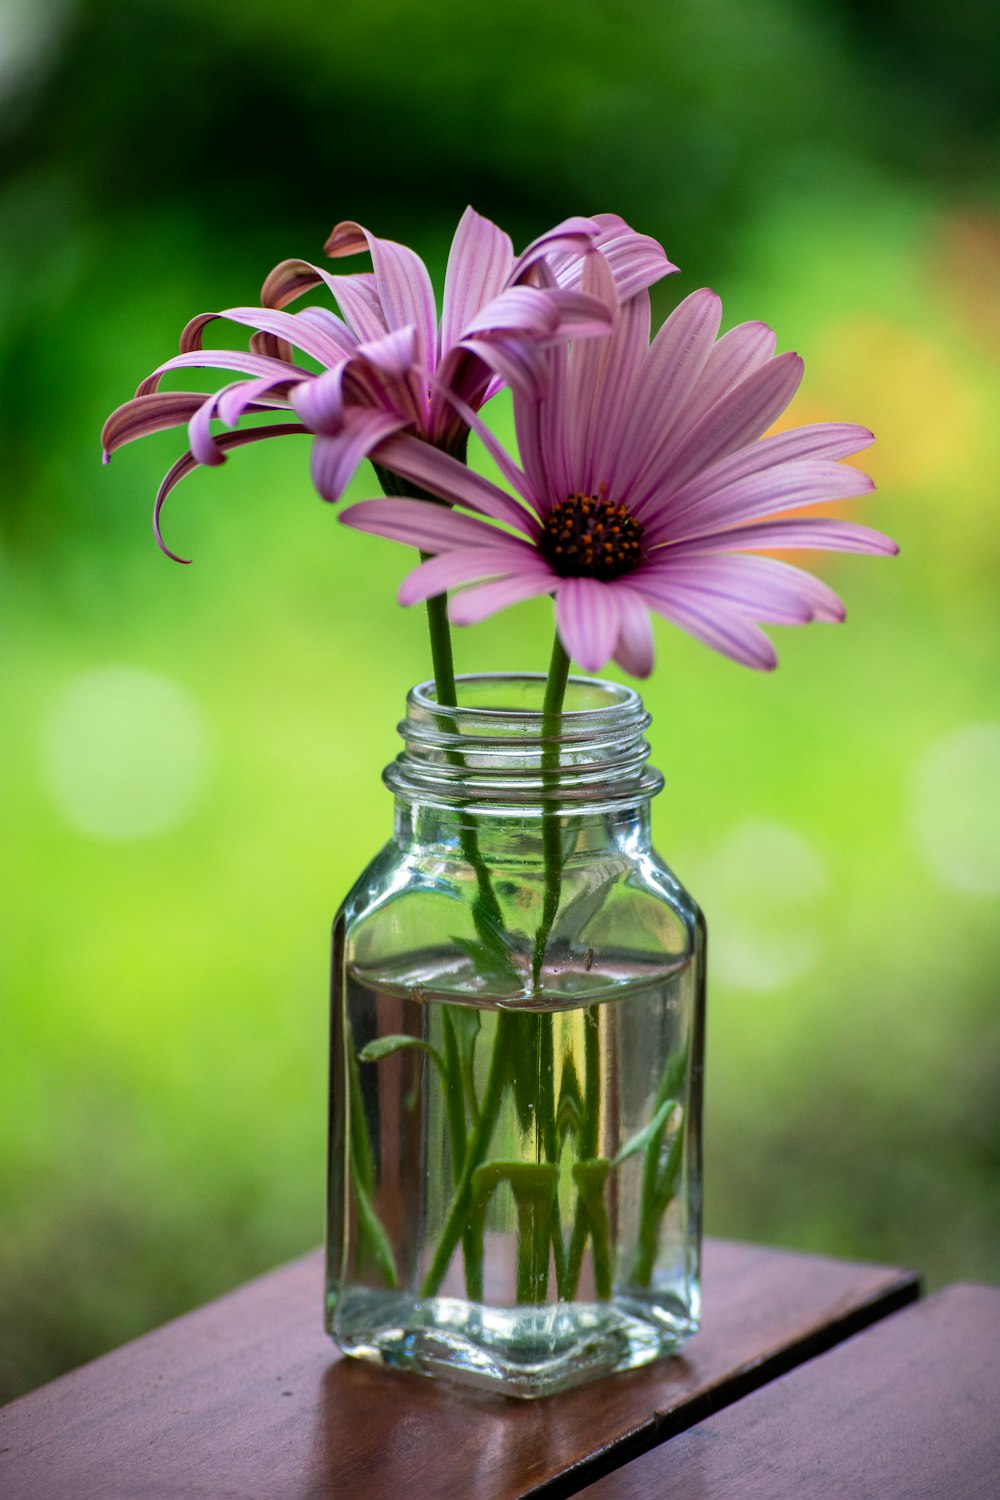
<box><xmin>386</xmin><ymin>673</ymin><xmax>662</xmax><ymax>815</ymax></box>
<box><xmin>410</xmin><ymin>673</ymin><xmax>646</xmax><ymax>732</ymax></box>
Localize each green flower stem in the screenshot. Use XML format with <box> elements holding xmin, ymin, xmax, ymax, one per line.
<box><xmin>531</xmin><ymin>634</ymin><xmax>572</xmax><ymax>987</ymax></box>
<box><xmin>377</xmin><ymin>464</ymin><xmax>509</xmax><ymax>955</ymax></box>
<box><xmin>629</xmin><ymin>1045</ymin><xmax>689</xmax><ymax>1287</ymax></box>
<box><xmin>420</xmin><ymin>1007</ymin><xmax>520</xmax><ymax>1298</ymax></box>
<box><xmin>441</xmin><ymin>1010</ymin><xmax>478</xmax><ymax>1279</ymax></box>
<box><xmin>562</xmin><ymin>1007</ymin><xmax>609</xmax><ymax>1299</ymax></box>
<box><xmin>346</xmin><ymin>1031</ymin><xmax>398</xmax><ymax>1287</ymax></box>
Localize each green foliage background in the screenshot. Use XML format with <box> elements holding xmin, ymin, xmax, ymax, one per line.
<box><xmin>1</xmin><ymin>0</ymin><xmax>998</xmax><ymax>1401</ymax></box>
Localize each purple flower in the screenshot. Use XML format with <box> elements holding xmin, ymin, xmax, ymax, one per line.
<box><xmin>102</xmin><ymin>209</ymin><xmax>674</xmax><ymax>560</ymax></box>
<box><xmin>340</xmin><ymin>259</ymin><xmax>897</xmax><ymax>674</ymax></box>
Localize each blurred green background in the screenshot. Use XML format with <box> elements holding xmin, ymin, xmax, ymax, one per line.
<box><xmin>2</xmin><ymin>0</ymin><xmax>998</xmax><ymax>1403</ymax></box>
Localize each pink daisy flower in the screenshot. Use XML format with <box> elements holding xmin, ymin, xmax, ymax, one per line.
<box><xmin>341</xmin><ymin>257</ymin><xmax>897</xmax><ymax>674</ymax></box>
<box><xmin>101</xmin><ymin>209</ymin><xmax>674</xmax><ymax>560</ymax></box>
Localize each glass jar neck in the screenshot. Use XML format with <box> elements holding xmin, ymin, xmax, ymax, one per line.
<box><xmin>384</xmin><ymin>673</ymin><xmax>663</xmax><ymax>824</ymax></box>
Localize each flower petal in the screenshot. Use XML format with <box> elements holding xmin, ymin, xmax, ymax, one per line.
<box><xmin>372</xmin><ymin>433</ymin><xmax>539</xmax><ymax>534</ymax></box>
<box><xmin>325</xmin><ymin>221</ymin><xmax>437</xmax><ymax>373</ymax></box>
<box><xmin>561</xmin><ymin>251</ymin><xmax>621</xmax><ymax>491</ymax></box>
<box><xmin>398</xmin><ymin>542</ymin><xmax>543</xmax><ymax>605</ymax></box>
<box><xmin>439</xmin><ymin>207</ymin><xmax>514</xmax><ymax>360</ymax></box>
<box><xmin>667</xmin><ymin>516</ymin><xmax>899</xmax><ymax>556</ymax></box>
<box><xmin>681</xmin><ymin>320</ymin><xmax>777</xmax><ymax>419</ymax></box>
<box><xmin>136</xmin><ymin>349</ymin><xmax>310</xmax><ymax>398</ymax></box>
<box><xmin>153</xmin><ymin>423</ymin><xmax>308</xmax><ymax>562</ymax></box>
<box><xmin>586</xmin><ymin>289</ymin><xmax>652</xmax><ymax>491</ymax></box>
<box><xmin>653</xmin><ymin>422</ymin><xmax>875</xmax><ymax>518</ymax></box>
<box><xmin>548</xmin><ymin>212</ymin><xmax>678</xmax><ymax>300</ymax></box>
<box><xmin>610</xmin><ymin>289</ymin><xmax>722</xmax><ymax>498</ymax></box>
<box><xmin>655</xmin><ymin>351</ymin><xmax>804</xmax><ymax>497</ymax></box>
<box><xmin>639</xmin><ymin>556</ymin><xmax>825</xmax><ymax>625</ymax></box>
<box><xmin>509</xmin><ymin>216</ymin><xmax>602</xmax><ymax>283</ymax></box>
<box><xmin>449</xmin><ymin>570</ymin><xmax>557</xmax><ymax>626</ymax></box>
<box><xmin>179</xmin><ymin>307</ymin><xmax>352</xmax><ymax>366</ymax></box>
<box><xmin>631</xmin><ymin>578</ymin><xmax>778</xmax><ymax>670</ymax></box>
<box><xmin>308</xmin><ymin>410</ymin><xmax>410</xmax><ymax>503</ymax></box>
<box><xmin>646</xmin><ymin>458</ymin><xmax>875</xmax><ymax>544</ymax></box>
<box><xmin>555</xmin><ymin>576</ymin><xmax>621</xmax><ymax>672</ymax></box>
<box><xmin>339</xmin><ymin>496</ymin><xmax>515</xmax><ymax>552</ymax></box>
<box><xmin>612</xmin><ymin>585</ymin><xmax>656</xmax><ymax>677</ymax></box>
<box><xmin>102</xmin><ymin>392</ymin><xmax>211</xmax><ymax>458</ymax></box>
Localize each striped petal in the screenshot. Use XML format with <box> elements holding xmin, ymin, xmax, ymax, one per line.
<box><xmin>548</xmin><ymin>212</ymin><xmax>678</xmax><ymax>300</ymax></box>
<box><xmin>102</xmin><ymin>392</ymin><xmax>212</xmax><ymax>458</ymax></box>
<box><xmin>631</xmin><ymin>579</ymin><xmax>778</xmax><ymax>670</ymax></box>
<box><xmin>610</xmin><ymin>289</ymin><xmax>722</xmax><ymax>498</ymax></box>
<box><xmin>440</xmin><ymin>207</ymin><xmax>514</xmax><ymax>358</ymax></box>
<box><xmin>612</xmin><ymin>586</ymin><xmax>656</xmax><ymax>678</ymax></box>
<box><xmin>325</xmin><ymin>221</ymin><xmax>437</xmax><ymax>373</ymax></box>
<box><xmin>153</xmin><ymin>423</ymin><xmax>308</xmax><ymax>562</ymax></box>
<box><xmin>136</xmin><ymin>349</ymin><xmax>310</xmax><ymax>398</ymax></box>
<box><xmin>649</xmin><ymin>351</ymin><xmax>804</xmax><ymax>500</ymax></box>
<box><xmin>339</xmin><ymin>496</ymin><xmax>514</xmax><ymax>552</ymax></box>
<box><xmin>680</xmin><ymin>321</ymin><xmax>777</xmax><ymax>420</ymax></box>
<box><xmin>656</xmin><ymin>423</ymin><xmax>875</xmax><ymax>518</ymax></box>
<box><xmin>449</xmin><ymin>570</ymin><xmax>557</xmax><ymax>625</ymax></box>
<box><xmin>309</xmin><ymin>410</ymin><xmax>410</xmax><ymax>503</ymax></box>
<box><xmin>398</xmin><ymin>542</ymin><xmax>543</xmax><ymax>605</ymax></box>
<box><xmin>640</xmin><ymin>557</ymin><xmax>816</xmax><ymax>625</ymax></box>
<box><xmin>646</xmin><ymin>459</ymin><xmax>875</xmax><ymax>545</ymax></box>
<box><xmin>667</xmin><ymin>516</ymin><xmax>899</xmax><ymax>557</ymax></box>
<box><xmin>371</xmin><ymin>433</ymin><xmax>539</xmax><ymax>533</ymax></box>
<box><xmin>179</xmin><ymin>307</ymin><xmax>352</xmax><ymax>366</ymax></box>
<box><xmin>556</xmin><ymin>577</ymin><xmax>621</xmax><ymax>672</ymax></box>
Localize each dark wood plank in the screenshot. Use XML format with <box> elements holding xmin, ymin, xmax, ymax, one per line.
<box><xmin>578</xmin><ymin>1283</ymin><xmax>1000</xmax><ymax>1499</ymax></box>
<box><xmin>0</xmin><ymin>1240</ymin><xmax>918</xmax><ymax>1500</ymax></box>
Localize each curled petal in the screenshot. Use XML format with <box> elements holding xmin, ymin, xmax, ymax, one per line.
<box><xmin>103</xmin><ymin>392</ymin><xmax>210</xmax><ymax>458</ymax></box>
<box><xmin>179</xmin><ymin>306</ymin><xmax>353</xmax><ymax>366</ymax></box>
<box><xmin>510</xmin><ymin>216</ymin><xmax>602</xmax><ymax>283</ymax></box>
<box><xmin>153</xmin><ymin>423</ymin><xmax>309</xmax><ymax>562</ymax></box>
<box><xmin>325</xmin><ymin>221</ymin><xmax>437</xmax><ymax>372</ymax></box>
<box><xmin>309</xmin><ymin>410</ymin><xmax>410</xmax><ymax>503</ymax></box>
<box><xmin>136</xmin><ymin>349</ymin><xmax>310</xmax><ymax>398</ymax></box>
<box><xmin>546</xmin><ymin>212</ymin><xmax>678</xmax><ymax>300</ymax></box>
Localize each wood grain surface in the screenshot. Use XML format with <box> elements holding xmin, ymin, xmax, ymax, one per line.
<box><xmin>0</xmin><ymin>1240</ymin><xmax>918</xmax><ymax>1500</ymax></box>
<box><xmin>578</xmin><ymin>1282</ymin><xmax>1000</xmax><ymax>1499</ymax></box>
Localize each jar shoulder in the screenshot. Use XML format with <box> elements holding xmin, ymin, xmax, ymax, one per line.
<box><xmin>336</xmin><ymin>834</ymin><xmax>704</xmax><ymax>1001</ymax></box>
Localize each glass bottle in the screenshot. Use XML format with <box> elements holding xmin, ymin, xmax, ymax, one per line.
<box><xmin>326</xmin><ymin>674</ymin><xmax>705</xmax><ymax>1396</ymax></box>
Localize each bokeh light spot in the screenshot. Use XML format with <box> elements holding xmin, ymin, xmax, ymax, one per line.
<box><xmin>41</xmin><ymin>667</ymin><xmax>211</xmax><ymax>840</ymax></box>
<box><xmin>697</xmin><ymin>820</ymin><xmax>830</xmax><ymax>993</ymax></box>
<box><xmin>907</xmin><ymin>723</ymin><xmax>1000</xmax><ymax>895</ymax></box>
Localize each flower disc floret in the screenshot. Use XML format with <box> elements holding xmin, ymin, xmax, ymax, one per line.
<box><xmin>540</xmin><ymin>494</ymin><xmax>644</xmax><ymax>581</ymax></box>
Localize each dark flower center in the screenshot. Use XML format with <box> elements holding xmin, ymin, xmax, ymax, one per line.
<box><xmin>540</xmin><ymin>492</ymin><xmax>644</xmax><ymax>581</ymax></box>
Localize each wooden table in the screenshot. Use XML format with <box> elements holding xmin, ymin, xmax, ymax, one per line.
<box><xmin>0</xmin><ymin>1238</ymin><xmax>959</xmax><ymax>1500</ymax></box>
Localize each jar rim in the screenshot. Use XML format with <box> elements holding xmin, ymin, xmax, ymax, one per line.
<box><xmin>388</xmin><ymin>673</ymin><xmax>662</xmax><ymax>815</ymax></box>
<box><xmin>409</xmin><ymin>673</ymin><xmax>646</xmax><ymax>730</ymax></box>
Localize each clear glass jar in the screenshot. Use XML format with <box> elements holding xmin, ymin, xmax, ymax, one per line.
<box><xmin>326</xmin><ymin>674</ymin><xmax>705</xmax><ymax>1397</ymax></box>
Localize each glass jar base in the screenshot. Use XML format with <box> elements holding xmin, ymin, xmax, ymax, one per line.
<box><xmin>328</xmin><ymin>1288</ymin><xmax>700</xmax><ymax>1398</ymax></box>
